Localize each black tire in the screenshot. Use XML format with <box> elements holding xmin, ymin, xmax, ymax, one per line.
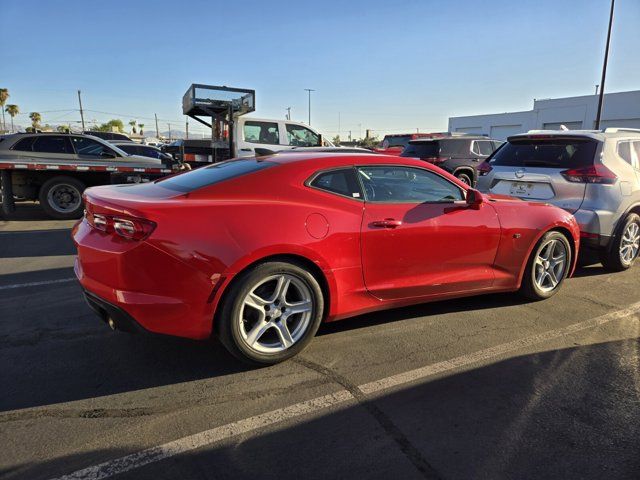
<box><xmin>601</xmin><ymin>213</ymin><xmax>640</xmax><ymax>272</ymax></box>
<box><xmin>520</xmin><ymin>231</ymin><xmax>572</xmax><ymax>300</ymax></box>
<box><xmin>216</xmin><ymin>261</ymin><xmax>324</xmax><ymax>366</ymax></box>
<box><xmin>455</xmin><ymin>171</ymin><xmax>473</xmax><ymax>186</ymax></box>
<box><xmin>38</xmin><ymin>176</ymin><xmax>85</xmax><ymax>220</ymax></box>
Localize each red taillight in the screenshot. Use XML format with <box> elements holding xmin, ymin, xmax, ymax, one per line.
<box><xmin>478</xmin><ymin>161</ymin><xmax>493</xmax><ymax>176</ymax></box>
<box><xmin>560</xmin><ymin>164</ymin><xmax>617</xmax><ymax>184</ymax></box>
<box><xmin>84</xmin><ymin>210</ymin><xmax>156</xmax><ymax>241</ymax></box>
<box><xmin>113</xmin><ymin>217</ymin><xmax>156</xmax><ymax>240</ymax></box>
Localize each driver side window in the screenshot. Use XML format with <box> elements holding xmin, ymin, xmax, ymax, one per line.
<box><xmin>357</xmin><ymin>166</ymin><xmax>464</xmax><ymax>203</ymax></box>
<box><xmin>71</xmin><ymin>136</ymin><xmax>117</xmax><ymax>157</ymax></box>
<box><xmin>286</xmin><ymin>124</ymin><xmax>320</xmax><ymax>147</ymax></box>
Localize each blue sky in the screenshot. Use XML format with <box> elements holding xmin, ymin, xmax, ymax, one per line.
<box><xmin>1</xmin><ymin>0</ymin><xmax>639</xmax><ymax>138</ymax></box>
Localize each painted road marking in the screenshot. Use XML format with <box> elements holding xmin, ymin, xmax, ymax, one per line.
<box><xmin>52</xmin><ymin>302</ymin><xmax>640</xmax><ymax>480</ymax></box>
<box><xmin>0</xmin><ymin>277</ymin><xmax>76</xmax><ymax>291</ymax></box>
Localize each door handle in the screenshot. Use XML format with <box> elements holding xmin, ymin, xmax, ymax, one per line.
<box><xmin>240</xmin><ymin>148</ymin><xmax>253</xmax><ymax>151</ymax></box>
<box><xmin>371</xmin><ymin>218</ymin><xmax>402</xmax><ymax>228</ymax></box>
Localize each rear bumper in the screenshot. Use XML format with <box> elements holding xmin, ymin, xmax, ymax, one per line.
<box><xmin>83</xmin><ymin>289</ymin><xmax>149</xmax><ymax>334</ymax></box>
<box><xmin>73</xmin><ymin>219</ymin><xmax>218</xmax><ymax>340</ymax></box>
<box><xmin>573</xmin><ymin>208</ymin><xmax>614</xmax><ymax>249</ymax></box>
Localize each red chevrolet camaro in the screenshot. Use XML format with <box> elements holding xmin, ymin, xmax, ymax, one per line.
<box><xmin>73</xmin><ymin>153</ymin><xmax>580</xmax><ymax>364</ymax></box>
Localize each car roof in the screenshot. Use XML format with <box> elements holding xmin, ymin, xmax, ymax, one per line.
<box><xmin>409</xmin><ymin>136</ymin><xmax>495</xmax><ymax>143</ymax></box>
<box><xmin>259</xmin><ymin>152</ymin><xmax>434</xmax><ymax>169</ymax></box>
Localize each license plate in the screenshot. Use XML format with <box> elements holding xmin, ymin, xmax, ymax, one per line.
<box><xmin>510</xmin><ymin>182</ymin><xmax>534</xmax><ymax>196</ymax></box>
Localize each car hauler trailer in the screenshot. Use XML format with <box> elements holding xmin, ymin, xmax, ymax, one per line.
<box><xmin>0</xmin><ymin>132</ymin><xmax>180</xmax><ymax>219</ymax></box>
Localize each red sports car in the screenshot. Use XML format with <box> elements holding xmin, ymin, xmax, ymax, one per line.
<box><xmin>73</xmin><ymin>153</ymin><xmax>580</xmax><ymax>365</ymax></box>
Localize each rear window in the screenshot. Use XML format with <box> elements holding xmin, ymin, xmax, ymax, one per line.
<box><xmin>157</xmin><ymin>158</ymin><xmax>276</xmax><ymax>192</ymax></box>
<box><xmin>490</xmin><ymin>138</ymin><xmax>598</xmax><ymax>169</ymax></box>
<box><xmin>383</xmin><ymin>136</ymin><xmax>411</xmax><ymax>148</ymax></box>
<box><xmin>401</xmin><ymin>142</ymin><xmax>440</xmax><ymax>158</ymax></box>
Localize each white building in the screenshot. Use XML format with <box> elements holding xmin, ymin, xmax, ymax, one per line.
<box><xmin>448</xmin><ymin>90</ymin><xmax>640</xmax><ymax>140</ymax></box>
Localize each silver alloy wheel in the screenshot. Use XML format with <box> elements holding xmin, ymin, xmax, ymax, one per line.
<box><xmin>47</xmin><ymin>183</ymin><xmax>82</xmax><ymax>213</ymax></box>
<box><xmin>620</xmin><ymin>222</ymin><xmax>640</xmax><ymax>266</ymax></box>
<box><xmin>238</xmin><ymin>274</ymin><xmax>313</xmax><ymax>354</ymax></box>
<box><xmin>534</xmin><ymin>238</ymin><xmax>568</xmax><ymax>293</ymax></box>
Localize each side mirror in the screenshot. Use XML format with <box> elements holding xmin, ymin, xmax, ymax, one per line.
<box><xmin>317</xmin><ymin>134</ymin><xmax>323</xmax><ymax>147</ymax></box>
<box><xmin>466</xmin><ymin>188</ymin><xmax>484</xmax><ymax>209</ymax></box>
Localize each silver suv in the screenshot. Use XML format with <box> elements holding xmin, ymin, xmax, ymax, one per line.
<box><xmin>477</xmin><ymin>128</ymin><xmax>640</xmax><ymax>271</ymax></box>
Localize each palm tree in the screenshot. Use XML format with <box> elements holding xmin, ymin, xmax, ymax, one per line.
<box><xmin>0</xmin><ymin>88</ymin><xmax>9</xmax><ymax>132</ymax></box>
<box><xmin>129</xmin><ymin>120</ymin><xmax>137</xmax><ymax>134</ymax></box>
<box><xmin>5</xmin><ymin>104</ymin><xmax>19</xmax><ymax>132</ymax></box>
<box><xmin>138</xmin><ymin>123</ymin><xmax>144</xmax><ymax>135</ymax></box>
<box><xmin>29</xmin><ymin>112</ymin><xmax>42</xmax><ymax>129</ymax></box>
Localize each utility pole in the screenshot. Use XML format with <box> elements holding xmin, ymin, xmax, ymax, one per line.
<box><xmin>167</xmin><ymin>123</ymin><xmax>171</xmax><ymax>141</ymax></box>
<box><xmin>185</xmin><ymin>118</ymin><xmax>189</xmax><ymax>139</ymax></box>
<box><xmin>348</xmin><ymin>130</ymin><xmax>352</xmax><ymax>141</ymax></box>
<box><xmin>304</xmin><ymin>89</ymin><xmax>315</xmax><ymax>125</ymax></box>
<box><xmin>286</xmin><ymin>107</ymin><xmax>291</xmax><ymax>120</ymax></box>
<box><xmin>595</xmin><ymin>84</ymin><xmax>600</xmax><ymax>95</ymax></box>
<box><xmin>595</xmin><ymin>0</ymin><xmax>615</xmax><ymax>130</ymax></box>
<box><xmin>338</xmin><ymin>112</ymin><xmax>341</xmax><ymax>138</ymax></box>
<box><xmin>155</xmin><ymin>113</ymin><xmax>160</xmax><ymax>139</ymax></box>
<box><xmin>77</xmin><ymin>90</ymin><xmax>85</xmax><ymax>131</ymax></box>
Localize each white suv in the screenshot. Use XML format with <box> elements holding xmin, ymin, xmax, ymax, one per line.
<box><xmin>477</xmin><ymin>128</ymin><xmax>640</xmax><ymax>271</ymax></box>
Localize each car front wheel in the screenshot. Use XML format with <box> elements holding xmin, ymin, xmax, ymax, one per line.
<box><xmin>520</xmin><ymin>231</ymin><xmax>572</xmax><ymax>300</ymax></box>
<box><xmin>217</xmin><ymin>261</ymin><xmax>324</xmax><ymax>365</ymax></box>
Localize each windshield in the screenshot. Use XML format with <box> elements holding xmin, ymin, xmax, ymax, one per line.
<box><xmin>490</xmin><ymin>138</ymin><xmax>598</xmax><ymax>168</ymax></box>
<box><xmin>156</xmin><ymin>158</ymin><xmax>276</xmax><ymax>192</ymax></box>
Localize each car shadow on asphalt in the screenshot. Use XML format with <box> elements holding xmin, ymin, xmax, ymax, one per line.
<box><xmin>6</xmin><ymin>339</ymin><xmax>639</xmax><ymax>480</ymax></box>
<box><xmin>0</xmin><ymin>229</ymin><xmax>76</xmax><ymax>258</ymax></box>
<box><xmin>0</xmin><ymin>262</ymin><xmax>622</xmax><ymax>414</ymax></box>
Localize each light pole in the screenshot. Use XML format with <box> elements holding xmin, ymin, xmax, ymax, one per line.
<box><xmin>304</xmin><ymin>89</ymin><xmax>315</xmax><ymax>125</ymax></box>
<box><xmin>595</xmin><ymin>0</ymin><xmax>615</xmax><ymax>130</ymax></box>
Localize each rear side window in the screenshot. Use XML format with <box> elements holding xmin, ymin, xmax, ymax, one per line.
<box><xmin>32</xmin><ymin>136</ymin><xmax>73</xmax><ymax>154</ymax></box>
<box><xmin>117</xmin><ymin>144</ymin><xmax>136</xmax><ymax>155</ymax></box>
<box><xmin>475</xmin><ymin>140</ymin><xmax>494</xmax><ymax>156</ymax></box>
<box><xmin>310</xmin><ymin>168</ymin><xmax>362</xmax><ymax>199</ymax></box>
<box><xmin>158</xmin><ymin>158</ymin><xmax>276</xmax><ymax>192</ymax></box>
<box><xmin>243</xmin><ymin>121</ymin><xmax>280</xmax><ymax>145</ymax></box>
<box><xmin>490</xmin><ymin>138</ymin><xmax>598</xmax><ymax>168</ymax></box>
<box><xmin>12</xmin><ymin>137</ymin><xmax>36</xmax><ymax>151</ymax></box>
<box><xmin>617</xmin><ymin>142</ymin><xmax>632</xmax><ymax>164</ymax></box>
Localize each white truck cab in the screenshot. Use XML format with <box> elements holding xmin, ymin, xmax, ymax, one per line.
<box><xmin>235</xmin><ymin>117</ymin><xmax>333</xmax><ymax>158</ymax></box>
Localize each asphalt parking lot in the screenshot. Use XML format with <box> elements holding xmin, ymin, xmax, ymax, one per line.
<box><xmin>1</xmin><ymin>204</ymin><xmax>639</xmax><ymax>480</ymax></box>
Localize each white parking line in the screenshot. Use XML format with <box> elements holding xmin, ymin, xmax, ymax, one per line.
<box><xmin>0</xmin><ymin>278</ymin><xmax>77</xmax><ymax>291</ymax></box>
<box><xmin>52</xmin><ymin>302</ymin><xmax>640</xmax><ymax>480</ymax></box>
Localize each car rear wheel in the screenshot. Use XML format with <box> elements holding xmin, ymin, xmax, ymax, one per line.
<box><xmin>217</xmin><ymin>261</ymin><xmax>324</xmax><ymax>365</ymax></box>
<box><xmin>601</xmin><ymin>213</ymin><xmax>640</xmax><ymax>271</ymax></box>
<box><xmin>520</xmin><ymin>231</ymin><xmax>572</xmax><ymax>300</ymax></box>
<box><xmin>39</xmin><ymin>176</ymin><xmax>85</xmax><ymax>219</ymax></box>
<box><xmin>455</xmin><ymin>171</ymin><xmax>473</xmax><ymax>186</ymax></box>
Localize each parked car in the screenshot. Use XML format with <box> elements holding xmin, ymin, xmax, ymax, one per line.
<box><xmin>111</xmin><ymin>141</ymin><xmax>174</xmax><ymax>162</ymax></box>
<box><xmin>73</xmin><ymin>152</ymin><xmax>579</xmax><ymax>365</ymax></box>
<box><xmin>400</xmin><ymin>135</ymin><xmax>502</xmax><ymax>186</ymax></box>
<box><xmin>0</xmin><ymin>133</ymin><xmax>175</xmax><ymax>218</ymax></box>
<box><xmin>476</xmin><ymin>128</ymin><xmax>640</xmax><ymax>270</ymax></box>
<box><xmin>83</xmin><ymin>131</ymin><xmax>133</xmax><ymax>142</ymax></box>
<box><xmin>373</xmin><ymin>133</ymin><xmax>436</xmax><ymax>155</ymax></box>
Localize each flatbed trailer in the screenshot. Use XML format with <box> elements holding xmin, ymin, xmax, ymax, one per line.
<box><xmin>0</xmin><ymin>145</ymin><xmax>176</xmax><ymax>219</ymax></box>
